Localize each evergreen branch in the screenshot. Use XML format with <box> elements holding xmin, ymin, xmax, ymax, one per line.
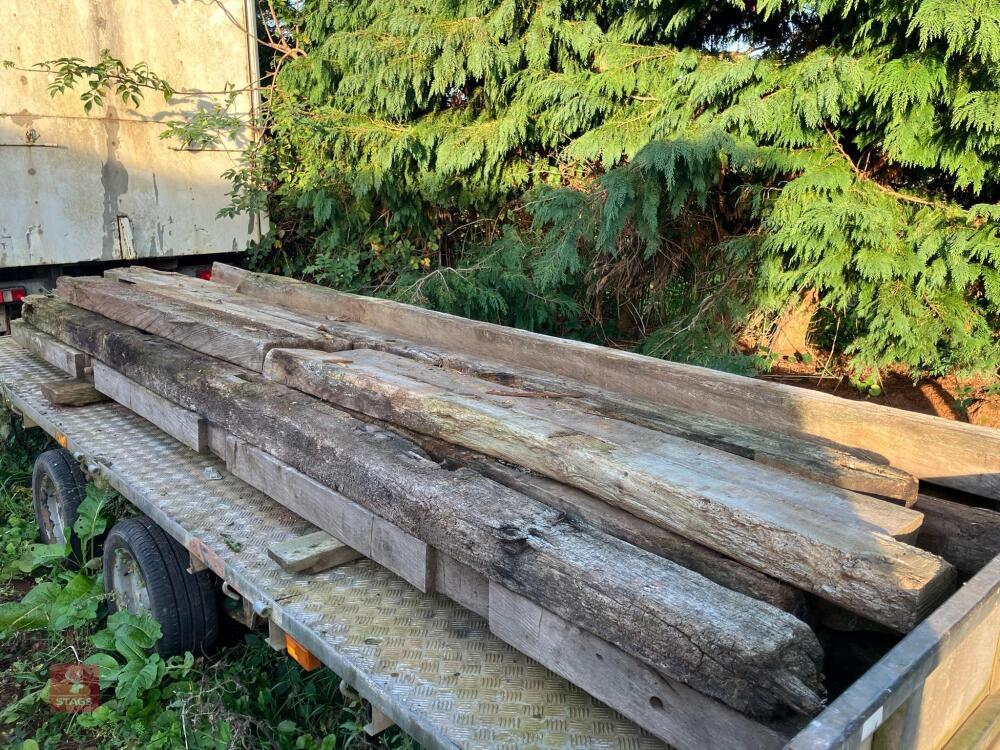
<box><xmin>824</xmin><ymin>127</ymin><xmax>952</xmax><ymax>211</ymax></box>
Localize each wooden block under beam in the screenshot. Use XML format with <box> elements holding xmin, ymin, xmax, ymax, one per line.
<box><xmin>92</xmin><ymin>362</ymin><xmax>208</xmax><ymax>452</ymax></box>
<box><xmin>39</xmin><ymin>380</ymin><xmax>107</xmax><ymax>407</ymax></box>
<box><xmin>364</xmin><ymin>706</ymin><xmax>396</xmax><ymax>737</ymax></box>
<box><xmin>371</xmin><ymin>517</ymin><xmax>435</xmax><ymax>592</ymax></box>
<box><xmin>267</xmin><ymin>530</ymin><xmax>363</xmax><ymax>574</ymax></box>
<box><xmin>225</xmin><ymin>436</ymin><xmax>435</xmax><ymax>592</ymax></box>
<box><xmin>11</xmin><ymin>319</ymin><xmax>90</xmax><ymax>379</ymax></box>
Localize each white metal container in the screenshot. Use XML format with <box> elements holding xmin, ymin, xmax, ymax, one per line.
<box><xmin>0</xmin><ymin>0</ymin><xmax>262</xmax><ymax>271</ymax></box>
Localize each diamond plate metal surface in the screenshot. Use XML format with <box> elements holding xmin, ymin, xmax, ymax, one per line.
<box><xmin>0</xmin><ymin>338</ymin><xmax>666</xmax><ymax>750</ymax></box>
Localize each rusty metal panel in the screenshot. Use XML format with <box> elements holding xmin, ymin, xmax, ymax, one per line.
<box><xmin>0</xmin><ymin>0</ymin><xmax>262</xmax><ymax>268</ymax></box>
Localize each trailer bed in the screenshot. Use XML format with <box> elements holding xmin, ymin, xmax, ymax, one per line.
<box><xmin>0</xmin><ymin>336</ymin><xmax>665</xmax><ymax>750</ymax></box>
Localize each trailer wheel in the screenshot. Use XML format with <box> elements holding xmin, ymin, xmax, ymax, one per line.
<box><xmin>103</xmin><ymin>516</ymin><xmax>218</xmax><ymax>657</ymax></box>
<box><xmin>32</xmin><ymin>448</ymin><xmax>89</xmax><ymax>561</ymax></box>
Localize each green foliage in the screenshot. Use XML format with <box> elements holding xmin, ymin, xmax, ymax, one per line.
<box><xmin>219</xmin><ymin>0</ymin><xmax>1000</xmax><ymax>377</ymax></box>
<box><xmin>27</xmin><ymin>0</ymin><xmax>1000</xmax><ymax>376</ymax></box>
<box><xmin>4</xmin><ymin>48</ymin><xmax>174</xmax><ymax>112</ymax></box>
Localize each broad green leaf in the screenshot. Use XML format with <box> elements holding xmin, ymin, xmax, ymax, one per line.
<box><xmin>73</xmin><ymin>485</ymin><xmax>110</xmax><ymax>555</ymax></box>
<box><xmin>15</xmin><ymin>542</ymin><xmax>69</xmax><ymax>573</ymax></box>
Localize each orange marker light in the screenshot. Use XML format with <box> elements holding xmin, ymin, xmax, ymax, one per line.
<box><xmin>285</xmin><ymin>633</ymin><xmax>321</xmax><ymax>672</ymax></box>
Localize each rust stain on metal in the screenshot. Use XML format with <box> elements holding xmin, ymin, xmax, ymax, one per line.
<box><xmin>187</xmin><ymin>536</ymin><xmax>227</xmax><ymax>578</ymax></box>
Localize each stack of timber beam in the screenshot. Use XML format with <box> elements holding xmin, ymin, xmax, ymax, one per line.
<box><xmin>16</xmin><ymin>263</ymin><xmax>1000</xmax><ymax>749</ymax></box>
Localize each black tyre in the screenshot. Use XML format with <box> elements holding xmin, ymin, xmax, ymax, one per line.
<box><xmin>32</xmin><ymin>448</ymin><xmax>89</xmax><ymax>561</ymax></box>
<box><xmin>103</xmin><ymin>516</ymin><xmax>218</xmax><ymax>657</ymax></box>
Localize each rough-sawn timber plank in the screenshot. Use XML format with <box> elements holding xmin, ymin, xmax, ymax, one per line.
<box><xmin>267</xmin><ymin>531</ymin><xmax>364</xmax><ymax>574</ymax></box>
<box><xmin>263</xmin><ymin>347</ymin><xmax>954</xmax><ymax>633</ymax></box>
<box><xmin>56</xmin><ymin>276</ymin><xmax>351</xmax><ymax>372</ymax></box>
<box><xmin>11</xmin><ymin>319</ymin><xmax>90</xmax><ymax>379</ymax></box>
<box><xmin>107</xmin><ymin>265</ymin><xmax>918</xmax><ymax>502</ymax></box>
<box><xmin>214</xmin><ymin>262</ymin><xmax>1000</xmax><ymax>501</ymax></box>
<box><xmin>92</xmin><ymin>361</ymin><xmax>209</xmax><ymax>453</ymax></box>
<box><xmin>23</xmin><ymin>294</ymin><xmax>826</xmax><ymax>718</ymax></box>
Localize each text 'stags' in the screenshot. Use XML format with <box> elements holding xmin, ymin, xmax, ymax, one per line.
<box><xmin>49</xmin><ymin>663</ymin><xmax>99</xmax><ymax>713</ymax></box>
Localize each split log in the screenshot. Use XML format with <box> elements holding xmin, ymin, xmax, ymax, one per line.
<box><xmin>105</xmin><ymin>266</ymin><xmax>918</xmax><ymax>501</ymax></box>
<box><xmin>913</xmin><ymin>494</ymin><xmax>1000</xmax><ymax>576</ymax></box>
<box><xmin>212</xmin><ymin>262</ymin><xmax>1000</xmax><ymax>501</ymax></box>
<box><xmin>22</xmin><ymin>294</ymin><xmax>826</xmax><ymax>718</ymax></box>
<box><xmin>263</xmin><ymin>347</ymin><xmax>955</xmax><ymax>633</ymax></box>
<box><xmin>55</xmin><ymin>276</ymin><xmax>351</xmax><ymax>371</ymax></box>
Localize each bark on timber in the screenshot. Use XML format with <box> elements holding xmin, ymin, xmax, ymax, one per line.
<box><xmin>22</xmin><ymin>295</ymin><xmax>827</xmax><ymax>718</ymax></box>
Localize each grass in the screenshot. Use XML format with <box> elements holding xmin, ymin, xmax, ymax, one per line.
<box><xmin>0</xmin><ymin>408</ymin><xmax>419</xmax><ymax>750</ymax></box>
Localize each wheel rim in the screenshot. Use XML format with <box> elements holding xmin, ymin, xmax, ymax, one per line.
<box><xmin>38</xmin><ymin>474</ymin><xmax>67</xmax><ymax>544</ymax></box>
<box><xmin>110</xmin><ymin>548</ymin><xmax>152</xmax><ymax>615</ymax></box>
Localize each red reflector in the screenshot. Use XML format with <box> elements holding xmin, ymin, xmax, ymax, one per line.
<box><xmin>196</xmin><ymin>268</ymin><xmax>212</xmax><ymax>281</ymax></box>
<box><xmin>10</xmin><ymin>288</ymin><xmax>26</xmax><ymax>302</ymax></box>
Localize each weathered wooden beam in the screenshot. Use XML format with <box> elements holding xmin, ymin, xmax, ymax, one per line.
<box><xmin>93</xmin><ymin>362</ymin><xmax>209</xmax><ymax>453</ymax></box>
<box><xmin>107</xmin><ymin>266</ymin><xmax>918</xmax><ymax>501</ymax></box>
<box><xmin>208</xmin><ymin>262</ymin><xmax>247</xmax><ymax>288</ymax></box>
<box><xmin>263</xmin><ymin>347</ymin><xmax>954</xmax><ymax>633</ymax></box>
<box><xmin>432</xmin><ymin>443</ymin><xmax>804</xmax><ymax>613</ymax></box>
<box><xmin>23</xmin><ymin>294</ymin><xmax>826</xmax><ymax>718</ymax></box>
<box><xmin>357</xmin><ymin>352</ymin><xmax>920</xmax><ymax>542</ymax></box>
<box><xmin>913</xmin><ymin>494</ymin><xmax>1000</xmax><ymax>576</ymax></box>
<box><xmin>214</xmin><ymin>262</ymin><xmax>1000</xmax><ymax>501</ymax></box>
<box><xmin>267</xmin><ymin>530</ymin><xmax>364</xmax><ymax>574</ymax></box>
<box><xmin>11</xmin><ymin>318</ymin><xmax>90</xmax><ymax>379</ymax></box>
<box><xmin>56</xmin><ymin>276</ymin><xmax>350</xmax><ymax>372</ymax></box>
<box><xmin>39</xmin><ymin>379</ymin><xmax>107</xmax><ymax>406</ymax></box>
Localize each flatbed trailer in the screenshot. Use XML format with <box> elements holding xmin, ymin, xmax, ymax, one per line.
<box><xmin>1</xmin><ymin>334</ymin><xmax>998</xmax><ymax>750</ymax></box>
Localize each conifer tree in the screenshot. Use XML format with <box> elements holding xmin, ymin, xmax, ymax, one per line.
<box><xmin>242</xmin><ymin>0</ymin><xmax>1000</xmax><ymax>379</ymax></box>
